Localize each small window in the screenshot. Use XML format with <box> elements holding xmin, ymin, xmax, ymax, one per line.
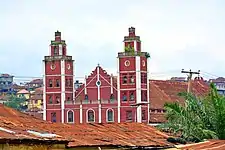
<box><xmin>49</xmin><ymin>79</ymin><xmax>53</xmax><ymax>87</ymax></box>
<box><xmin>130</xmin><ymin>92</ymin><xmax>134</xmax><ymax>101</ymax></box>
<box><xmin>142</xmin><ymin>91</ymin><xmax>147</xmax><ymax>102</ymax></box>
<box><xmin>54</xmin><ymin>47</ymin><xmax>58</xmax><ymax>55</ymax></box>
<box><xmin>51</xmin><ymin>112</ymin><xmax>56</xmax><ymax>122</ymax></box>
<box><xmin>49</xmin><ymin>96</ymin><xmax>53</xmax><ymax>104</ymax></box>
<box><xmin>110</xmin><ymin>94</ymin><xmax>114</xmax><ymax>103</ymax></box>
<box><xmin>87</xmin><ymin>110</ymin><xmax>95</xmax><ymax>122</ymax></box>
<box><xmin>56</xmin><ymin>79</ymin><xmax>60</xmax><ymax>87</ymax></box>
<box><xmin>67</xmin><ymin>110</ymin><xmax>74</xmax><ymax>123</ymax></box>
<box><xmin>107</xmin><ymin>109</ymin><xmax>114</xmax><ymax>122</ymax></box>
<box><xmin>56</xmin><ymin>96</ymin><xmax>60</xmax><ymax>104</ymax></box>
<box><xmin>123</xmin><ymin>76</ymin><xmax>127</xmax><ymax>84</ymax></box>
<box><xmin>122</xmin><ymin>92</ymin><xmax>127</xmax><ymax>101</ymax></box>
<box><xmin>130</xmin><ymin>76</ymin><xmax>134</xmax><ymax>83</ymax></box>
<box><xmin>126</xmin><ymin>111</ymin><xmax>132</xmax><ymax>121</ymax></box>
<box><xmin>142</xmin><ymin>110</ymin><xmax>146</xmax><ymax>120</ymax></box>
<box><xmin>70</xmin><ymin>79</ymin><xmax>73</xmax><ymax>87</ymax></box>
<box><xmin>66</xmin><ymin>79</ymin><xmax>70</xmax><ymax>87</ymax></box>
<box><xmin>85</xmin><ymin>94</ymin><xmax>88</xmax><ymax>100</ymax></box>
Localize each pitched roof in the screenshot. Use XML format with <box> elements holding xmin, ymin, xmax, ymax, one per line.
<box><xmin>150</xmin><ymin>80</ymin><xmax>209</xmax><ymax>110</ymax></box>
<box><xmin>149</xmin><ymin>80</ymin><xmax>209</xmax><ymax>123</ymax></box>
<box><xmin>175</xmin><ymin>140</ymin><xmax>225</xmax><ymax>150</ymax></box>
<box><xmin>0</xmin><ymin>104</ymin><xmax>175</xmax><ymax>148</ymax></box>
<box><xmin>17</xmin><ymin>89</ymin><xmax>29</xmax><ymax>94</ymax></box>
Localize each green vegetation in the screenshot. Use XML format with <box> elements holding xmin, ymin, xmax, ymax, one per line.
<box><xmin>124</xmin><ymin>44</ymin><xmax>135</xmax><ymax>54</ymax></box>
<box><xmin>159</xmin><ymin>83</ymin><xmax>225</xmax><ymax>142</ymax></box>
<box><xmin>4</xmin><ymin>95</ymin><xmax>27</xmax><ymax>111</ymax></box>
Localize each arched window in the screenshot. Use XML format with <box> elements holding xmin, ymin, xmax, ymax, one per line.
<box><xmin>87</xmin><ymin>109</ymin><xmax>95</xmax><ymax>122</ymax></box>
<box><xmin>107</xmin><ymin>109</ymin><xmax>114</xmax><ymax>122</ymax></box>
<box><xmin>67</xmin><ymin>110</ymin><xmax>74</xmax><ymax>123</ymax></box>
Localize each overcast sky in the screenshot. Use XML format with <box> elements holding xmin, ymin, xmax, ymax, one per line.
<box><xmin>0</xmin><ymin>0</ymin><xmax>225</xmax><ymax>82</ymax></box>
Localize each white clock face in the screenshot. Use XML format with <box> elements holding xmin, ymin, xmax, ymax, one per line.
<box><xmin>50</xmin><ymin>63</ymin><xmax>56</xmax><ymax>70</ymax></box>
<box><xmin>67</xmin><ymin>64</ymin><xmax>71</xmax><ymax>70</ymax></box>
<box><xmin>124</xmin><ymin>60</ymin><xmax>130</xmax><ymax>67</ymax></box>
<box><xmin>142</xmin><ymin>60</ymin><xmax>145</xmax><ymax>67</ymax></box>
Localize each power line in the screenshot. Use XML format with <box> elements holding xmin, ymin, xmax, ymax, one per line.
<box><xmin>181</xmin><ymin>69</ymin><xmax>200</xmax><ymax>93</ymax></box>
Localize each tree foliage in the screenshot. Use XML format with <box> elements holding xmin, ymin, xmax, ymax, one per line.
<box><xmin>4</xmin><ymin>95</ymin><xmax>27</xmax><ymax>111</ymax></box>
<box><xmin>159</xmin><ymin>83</ymin><xmax>225</xmax><ymax>142</ymax></box>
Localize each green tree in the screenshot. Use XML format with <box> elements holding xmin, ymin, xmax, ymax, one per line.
<box><xmin>4</xmin><ymin>95</ymin><xmax>27</xmax><ymax>111</ymax></box>
<box><xmin>159</xmin><ymin>83</ymin><xmax>225</xmax><ymax>142</ymax></box>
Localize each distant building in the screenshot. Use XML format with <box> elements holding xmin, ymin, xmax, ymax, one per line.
<box><xmin>0</xmin><ymin>74</ymin><xmax>14</xmax><ymax>94</ymax></box>
<box><xmin>170</xmin><ymin>77</ymin><xmax>186</xmax><ymax>82</ymax></box>
<box><xmin>26</xmin><ymin>79</ymin><xmax>43</xmax><ymax>91</ymax></box>
<box><xmin>209</xmin><ymin>77</ymin><xmax>225</xmax><ymax>96</ymax></box>
<box><xmin>27</xmin><ymin>87</ymin><xmax>43</xmax><ymax>118</ymax></box>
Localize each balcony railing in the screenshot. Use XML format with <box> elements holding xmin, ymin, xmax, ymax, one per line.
<box><xmin>73</xmin><ymin>99</ymin><xmax>118</xmax><ymax>105</ymax></box>
<box><xmin>118</xmin><ymin>52</ymin><xmax>148</xmax><ymax>57</ymax></box>
<box><xmin>44</xmin><ymin>55</ymin><xmax>73</xmax><ymax>61</ymax></box>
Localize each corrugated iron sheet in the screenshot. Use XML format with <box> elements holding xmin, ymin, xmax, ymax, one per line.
<box><xmin>0</xmin><ymin>104</ymin><xmax>174</xmax><ymax>148</ymax></box>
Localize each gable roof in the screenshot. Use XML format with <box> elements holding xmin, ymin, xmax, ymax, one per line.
<box><xmin>0</xmin><ymin>104</ymin><xmax>175</xmax><ymax>148</ymax></box>
<box><xmin>17</xmin><ymin>89</ymin><xmax>29</xmax><ymax>94</ymax></box>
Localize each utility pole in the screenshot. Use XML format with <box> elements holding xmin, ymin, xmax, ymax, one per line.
<box><xmin>181</xmin><ymin>69</ymin><xmax>200</xmax><ymax>93</ymax></box>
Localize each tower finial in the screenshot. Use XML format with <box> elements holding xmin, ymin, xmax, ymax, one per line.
<box><xmin>128</xmin><ymin>27</ymin><xmax>135</xmax><ymax>36</ymax></box>
<box><xmin>55</xmin><ymin>30</ymin><xmax>61</xmax><ymax>37</ymax></box>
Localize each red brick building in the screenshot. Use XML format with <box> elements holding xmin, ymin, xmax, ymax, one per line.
<box><xmin>43</xmin><ymin>27</ymin><xmax>150</xmax><ymax>124</ymax></box>
<box><xmin>43</xmin><ymin>27</ymin><xmax>209</xmax><ymax>124</ymax></box>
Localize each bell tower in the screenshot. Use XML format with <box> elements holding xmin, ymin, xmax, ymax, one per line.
<box><xmin>43</xmin><ymin>31</ymin><xmax>74</xmax><ymax>123</ymax></box>
<box><xmin>117</xmin><ymin>27</ymin><xmax>150</xmax><ymax>123</ymax></box>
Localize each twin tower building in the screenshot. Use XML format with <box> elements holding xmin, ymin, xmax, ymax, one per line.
<box><xmin>43</xmin><ymin>27</ymin><xmax>150</xmax><ymax>124</ymax></box>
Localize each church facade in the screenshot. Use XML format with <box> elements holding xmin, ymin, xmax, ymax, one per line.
<box><xmin>43</xmin><ymin>27</ymin><xmax>150</xmax><ymax>124</ymax></box>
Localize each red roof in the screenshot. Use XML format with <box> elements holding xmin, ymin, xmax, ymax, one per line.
<box><xmin>176</xmin><ymin>140</ymin><xmax>225</xmax><ymax>150</ymax></box>
<box><xmin>149</xmin><ymin>80</ymin><xmax>209</xmax><ymax>123</ymax></box>
<box><xmin>0</xmin><ymin>104</ymin><xmax>174</xmax><ymax>148</ymax></box>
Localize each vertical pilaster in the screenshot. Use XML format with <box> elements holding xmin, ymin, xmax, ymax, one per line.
<box><xmin>97</xmin><ymin>66</ymin><xmax>101</xmax><ymax>123</ymax></box>
<box><xmin>61</xmin><ymin>60</ymin><xmax>65</xmax><ymax>123</ymax></box>
<box><xmin>135</xmin><ymin>56</ymin><xmax>141</xmax><ymax>123</ymax></box>
<box><xmin>117</xmin><ymin>57</ymin><xmax>121</xmax><ymax>123</ymax></box>
<box><xmin>43</xmin><ymin>60</ymin><xmax>46</xmax><ymax>121</ymax></box>
<box><xmin>147</xmin><ymin>57</ymin><xmax>150</xmax><ymax>124</ymax></box>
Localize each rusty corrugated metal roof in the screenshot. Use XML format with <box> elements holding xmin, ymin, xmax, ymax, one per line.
<box><xmin>0</xmin><ymin>104</ymin><xmax>174</xmax><ymax>148</ymax></box>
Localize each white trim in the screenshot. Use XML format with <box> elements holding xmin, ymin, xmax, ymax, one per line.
<box><xmin>134</xmin><ymin>41</ymin><xmax>137</xmax><ymax>51</ymax></box>
<box><xmin>135</xmin><ymin>56</ymin><xmax>141</xmax><ymax>123</ymax></box>
<box><xmin>66</xmin><ymin>109</ymin><xmax>74</xmax><ymax>123</ymax></box>
<box><xmin>45</xmin><ymin>74</ymin><xmax>74</xmax><ymax>77</ymax></box>
<box><xmin>80</xmin><ymin>104</ymin><xmax>83</xmax><ymax>123</ymax></box>
<box><xmin>84</xmin><ymin>75</ymin><xmax>87</xmax><ymax>95</ymax></box>
<box><xmin>59</xmin><ymin>44</ymin><xmax>62</xmax><ymax>55</ymax></box>
<box><xmin>147</xmin><ymin>57</ymin><xmax>150</xmax><ymax>124</ymax></box>
<box><xmin>45</xmin><ymin>91</ymin><xmax>73</xmax><ymax>94</ymax></box>
<box><xmin>97</xmin><ymin>66</ymin><xmax>100</xmax><ymax>100</ymax></box>
<box><xmin>106</xmin><ymin>108</ymin><xmax>114</xmax><ymax>122</ymax></box>
<box><xmin>73</xmin><ymin>61</ymin><xmax>75</xmax><ymax>104</ymax></box>
<box><xmin>110</xmin><ymin>74</ymin><xmax>113</xmax><ymax>94</ymax></box>
<box><xmin>43</xmin><ymin>60</ymin><xmax>46</xmax><ymax>120</ymax></box>
<box><xmin>97</xmin><ymin>66</ymin><xmax>101</xmax><ymax>123</ymax></box>
<box><xmin>117</xmin><ymin>57</ymin><xmax>121</xmax><ymax>123</ymax></box>
<box><xmin>61</xmin><ymin>60</ymin><xmax>65</xmax><ymax>123</ymax></box>
<box><xmin>86</xmin><ymin>108</ymin><xmax>95</xmax><ymax>123</ymax></box>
